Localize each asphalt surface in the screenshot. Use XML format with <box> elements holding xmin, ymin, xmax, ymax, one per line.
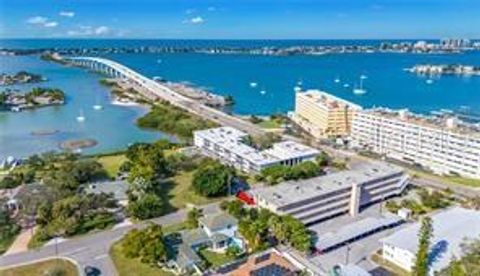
<box><xmin>0</xmin><ymin>203</ymin><xmax>220</xmax><ymax>276</ymax></box>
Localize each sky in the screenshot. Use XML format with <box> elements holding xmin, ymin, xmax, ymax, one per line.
<box><xmin>0</xmin><ymin>0</ymin><xmax>479</xmax><ymax>39</ymax></box>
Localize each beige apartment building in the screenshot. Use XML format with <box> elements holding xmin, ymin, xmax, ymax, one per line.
<box><xmin>291</xmin><ymin>90</ymin><xmax>362</xmax><ymax>139</ymax></box>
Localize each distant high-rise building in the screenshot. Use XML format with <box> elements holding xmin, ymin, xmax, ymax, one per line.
<box><xmin>440</xmin><ymin>38</ymin><xmax>471</xmax><ymax>49</ymax></box>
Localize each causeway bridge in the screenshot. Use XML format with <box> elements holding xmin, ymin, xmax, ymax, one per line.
<box><xmin>65</xmin><ymin>56</ymin><xmax>265</xmax><ymax>136</ymax></box>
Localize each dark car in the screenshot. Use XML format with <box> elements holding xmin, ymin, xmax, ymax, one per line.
<box><xmin>84</xmin><ymin>266</ymin><xmax>101</xmax><ymax>276</ymax></box>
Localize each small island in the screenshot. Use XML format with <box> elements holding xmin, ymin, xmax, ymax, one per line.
<box><xmin>0</xmin><ymin>87</ymin><xmax>65</xmax><ymax>112</ymax></box>
<box><xmin>408</xmin><ymin>64</ymin><xmax>480</xmax><ymax>76</ymax></box>
<box><xmin>0</xmin><ymin>71</ymin><xmax>46</xmax><ymax>86</ymax></box>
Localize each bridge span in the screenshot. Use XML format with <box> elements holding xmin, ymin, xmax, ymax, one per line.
<box><xmin>65</xmin><ymin>56</ymin><xmax>265</xmax><ymax>136</ymax></box>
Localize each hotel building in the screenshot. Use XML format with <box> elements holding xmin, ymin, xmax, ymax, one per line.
<box><xmin>251</xmin><ymin>161</ymin><xmax>409</xmax><ymax>225</ymax></box>
<box><xmin>193</xmin><ymin>127</ymin><xmax>319</xmax><ymax>173</ymax></box>
<box><xmin>351</xmin><ymin>108</ymin><xmax>480</xmax><ymax>179</ymax></box>
<box><xmin>291</xmin><ymin>90</ymin><xmax>362</xmax><ymax>139</ymax></box>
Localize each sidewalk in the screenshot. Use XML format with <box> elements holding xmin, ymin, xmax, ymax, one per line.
<box><xmin>4</xmin><ymin>227</ymin><xmax>36</xmax><ymax>255</ymax></box>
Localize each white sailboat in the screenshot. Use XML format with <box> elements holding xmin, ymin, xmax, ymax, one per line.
<box><xmin>334</xmin><ymin>77</ymin><xmax>341</xmax><ymax>83</ymax></box>
<box><xmin>294</xmin><ymin>86</ymin><xmax>302</xmax><ymax>92</ymax></box>
<box><xmin>353</xmin><ymin>76</ymin><xmax>367</xmax><ymax>95</ymax></box>
<box><xmin>343</xmin><ymin>83</ymin><xmax>350</xmax><ymax>88</ymax></box>
<box><xmin>93</xmin><ymin>97</ymin><xmax>103</xmax><ymax>110</ymax></box>
<box><xmin>426</xmin><ymin>78</ymin><xmax>434</xmax><ymax>84</ymax></box>
<box><xmin>76</xmin><ymin>109</ymin><xmax>86</xmax><ymax>122</ymax></box>
<box><xmin>249</xmin><ymin>82</ymin><xmax>258</xmax><ymax>88</ymax></box>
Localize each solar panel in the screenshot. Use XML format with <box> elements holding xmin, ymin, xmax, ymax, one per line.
<box><xmin>254</xmin><ymin>253</ymin><xmax>271</xmax><ymax>264</ymax></box>
<box><xmin>251</xmin><ymin>264</ymin><xmax>292</xmax><ymax>276</ymax></box>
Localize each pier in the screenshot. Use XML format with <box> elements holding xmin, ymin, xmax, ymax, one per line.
<box><xmin>64</xmin><ymin>56</ymin><xmax>265</xmax><ymax>136</ymax></box>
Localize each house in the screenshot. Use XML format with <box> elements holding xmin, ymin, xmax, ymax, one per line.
<box><xmin>198</xmin><ymin>212</ymin><xmax>243</xmax><ymax>252</ymax></box>
<box><xmin>170</xmin><ymin>212</ymin><xmax>244</xmax><ymax>275</ymax></box>
<box><xmin>84</xmin><ymin>180</ymin><xmax>129</xmax><ymax>206</ymax></box>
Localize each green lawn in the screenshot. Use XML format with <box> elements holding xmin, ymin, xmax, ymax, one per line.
<box><xmin>110</xmin><ymin>240</ymin><xmax>174</xmax><ymax>276</ymax></box>
<box><xmin>165</xmin><ymin>171</ymin><xmax>226</xmax><ymax>210</ymax></box>
<box><xmin>0</xmin><ymin>227</ymin><xmax>20</xmax><ymax>255</ymax></box>
<box><xmin>198</xmin><ymin>248</ymin><xmax>236</xmax><ymax>269</ymax></box>
<box><xmin>257</xmin><ymin>119</ymin><xmax>282</xmax><ymax>129</ymax></box>
<box><xmin>0</xmin><ymin>259</ymin><xmax>78</xmax><ymax>276</ymax></box>
<box><xmin>96</xmin><ymin>154</ymin><xmax>127</xmax><ymax>179</ymax></box>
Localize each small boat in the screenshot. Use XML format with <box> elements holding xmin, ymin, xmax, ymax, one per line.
<box><xmin>260</xmin><ymin>90</ymin><xmax>267</xmax><ymax>95</ymax></box>
<box><xmin>76</xmin><ymin>110</ymin><xmax>85</xmax><ymax>122</ymax></box>
<box><xmin>334</xmin><ymin>77</ymin><xmax>341</xmax><ymax>83</ymax></box>
<box><xmin>353</xmin><ymin>76</ymin><xmax>367</xmax><ymax>95</ymax></box>
<box><xmin>360</xmin><ymin>75</ymin><xmax>368</xmax><ymax>80</ymax></box>
<box><xmin>343</xmin><ymin>83</ymin><xmax>350</xmax><ymax>88</ymax></box>
<box><xmin>93</xmin><ymin>98</ymin><xmax>103</xmax><ymax>110</ymax></box>
<box><xmin>297</xmin><ymin>81</ymin><xmax>303</xmax><ymax>86</ymax></box>
<box><xmin>249</xmin><ymin>82</ymin><xmax>258</xmax><ymax>88</ymax></box>
<box><xmin>353</xmin><ymin>87</ymin><xmax>366</xmax><ymax>95</ymax></box>
<box><xmin>426</xmin><ymin>79</ymin><xmax>434</xmax><ymax>84</ymax></box>
<box><xmin>294</xmin><ymin>86</ymin><xmax>302</xmax><ymax>92</ymax></box>
<box><xmin>157</xmin><ymin>59</ymin><xmax>162</xmax><ymax>64</ymax></box>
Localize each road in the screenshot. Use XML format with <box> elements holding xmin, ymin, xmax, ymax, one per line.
<box><xmin>67</xmin><ymin>57</ymin><xmax>265</xmax><ymax>137</ymax></box>
<box><xmin>0</xmin><ymin>203</ymin><xmax>220</xmax><ymax>275</ymax></box>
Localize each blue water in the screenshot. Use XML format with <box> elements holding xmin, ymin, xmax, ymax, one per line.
<box><xmin>0</xmin><ymin>54</ymin><xmax>173</xmax><ymax>157</ymax></box>
<box><xmin>108</xmin><ymin>51</ymin><xmax>480</xmax><ymax>115</ymax></box>
<box><xmin>2</xmin><ymin>39</ymin><xmax>480</xmax><ymax>157</ymax></box>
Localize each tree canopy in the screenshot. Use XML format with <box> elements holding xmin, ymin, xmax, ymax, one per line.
<box><xmin>121</xmin><ymin>224</ymin><xmax>168</xmax><ymax>265</ymax></box>
<box><xmin>192</xmin><ymin>162</ymin><xmax>234</xmax><ymax>197</ymax></box>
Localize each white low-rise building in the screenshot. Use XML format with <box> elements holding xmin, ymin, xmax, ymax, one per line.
<box><xmin>381</xmin><ymin>207</ymin><xmax>480</xmax><ymax>274</ymax></box>
<box><xmin>193</xmin><ymin>126</ymin><xmax>319</xmax><ymax>173</ymax></box>
<box><xmin>251</xmin><ymin>161</ymin><xmax>409</xmax><ymax>225</ymax></box>
<box><xmin>351</xmin><ymin>108</ymin><xmax>480</xmax><ymax>179</ymax></box>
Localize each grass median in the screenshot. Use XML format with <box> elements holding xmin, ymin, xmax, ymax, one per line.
<box><xmin>0</xmin><ymin>259</ymin><xmax>78</xmax><ymax>276</ymax></box>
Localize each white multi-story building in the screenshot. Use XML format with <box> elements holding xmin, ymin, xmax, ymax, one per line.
<box><xmin>351</xmin><ymin>108</ymin><xmax>480</xmax><ymax>179</ymax></box>
<box><xmin>193</xmin><ymin>127</ymin><xmax>319</xmax><ymax>173</ymax></box>
<box><xmin>381</xmin><ymin>207</ymin><xmax>480</xmax><ymax>274</ymax></box>
<box><xmin>251</xmin><ymin>161</ymin><xmax>409</xmax><ymax>225</ymax></box>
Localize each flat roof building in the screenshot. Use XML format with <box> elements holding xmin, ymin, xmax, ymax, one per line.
<box><xmin>193</xmin><ymin>126</ymin><xmax>319</xmax><ymax>173</ymax></box>
<box><xmin>381</xmin><ymin>207</ymin><xmax>480</xmax><ymax>274</ymax></box>
<box><xmin>351</xmin><ymin>108</ymin><xmax>480</xmax><ymax>179</ymax></box>
<box><xmin>251</xmin><ymin>161</ymin><xmax>409</xmax><ymax>225</ymax></box>
<box><xmin>292</xmin><ymin>90</ymin><xmax>362</xmax><ymax>139</ymax></box>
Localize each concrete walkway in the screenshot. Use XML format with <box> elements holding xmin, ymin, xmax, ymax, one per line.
<box><xmin>4</xmin><ymin>227</ymin><xmax>36</xmax><ymax>256</ymax></box>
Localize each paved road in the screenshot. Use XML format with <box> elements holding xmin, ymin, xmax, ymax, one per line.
<box><xmin>68</xmin><ymin>57</ymin><xmax>266</xmax><ymax>137</ymax></box>
<box><xmin>0</xmin><ymin>203</ymin><xmax>220</xmax><ymax>275</ymax></box>
<box><xmin>410</xmin><ymin>177</ymin><xmax>480</xmax><ymax>199</ymax></box>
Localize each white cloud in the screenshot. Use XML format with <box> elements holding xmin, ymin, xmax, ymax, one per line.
<box><xmin>44</xmin><ymin>21</ymin><xmax>58</xmax><ymax>28</ymax></box>
<box><xmin>190</xmin><ymin>16</ymin><xmax>204</xmax><ymax>24</ymax></box>
<box><xmin>27</xmin><ymin>16</ymin><xmax>48</xmax><ymax>25</ymax></box>
<box><xmin>94</xmin><ymin>26</ymin><xmax>110</xmax><ymax>35</ymax></box>
<box><xmin>27</xmin><ymin>16</ymin><xmax>59</xmax><ymax>28</ymax></box>
<box><xmin>67</xmin><ymin>25</ymin><xmax>110</xmax><ymax>36</ymax></box>
<box><xmin>59</xmin><ymin>11</ymin><xmax>75</xmax><ymax>18</ymax></box>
